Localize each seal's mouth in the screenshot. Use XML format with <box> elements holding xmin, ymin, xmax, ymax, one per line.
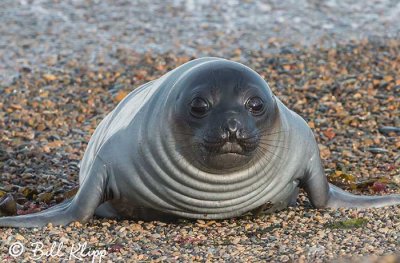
<box><xmin>219</xmin><ymin>142</ymin><xmax>245</xmax><ymax>155</ymax></box>
<box><xmin>202</xmin><ymin>140</ymin><xmax>257</xmax><ymax>156</ymax></box>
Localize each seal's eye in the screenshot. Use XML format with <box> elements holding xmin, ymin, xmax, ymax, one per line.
<box><xmin>190</xmin><ymin>97</ymin><xmax>210</xmax><ymax>117</ymax></box>
<box><xmin>245</xmin><ymin>97</ymin><xmax>264</xmax><ymax>115</ymax></box>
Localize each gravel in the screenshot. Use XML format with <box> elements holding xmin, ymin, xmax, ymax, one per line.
<box><xmin>0</xmin><ymin>0</ymin><xmax>399</xmax><ymax>262</ymax></box>
<box><xmin>0</xmin><ymin>207</ymin><xmax>400</xmax><ymax>262</ymax></box>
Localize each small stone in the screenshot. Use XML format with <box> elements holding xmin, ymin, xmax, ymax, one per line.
<box><xmin>366</xmin><ymin>147</ymin><xmax>388</xmax><ymax>154</ymax></box>
<box><xmin>102</xmin><ymin>222</ymin><xmax>111</xmax><ymax>227</ymax></box>
<box><xmin>231</xmin><ymin>237</ymin><xmax>241</xmax><ymax>244</ymax></box>
<box><xmin>0</xmin><ymin>194</ymin><xmax>17</xmax><ymax>216</ymax></box>
<box><xmin>37</xmin><ymin>192</ymin><xmax>54</xmax><ymax>204</ymax></box>
<box><xmin>378</xmin><ymin>126</ymin><xmax>400</xmax><ymax>135</ymax></box>
<box><xmin>43</xmin><ymin>74</ymin><xmax>57</xmax><ymax>81</ymax></box>
<box><xmin>15</xmin><ymin>234</ymin><xmax>25</xmax><ymax>241</ymax></box>
<box><xmin>318</xmin><ymin>144</ymin><xmax>331</xmax><ymax>159</ymax></box>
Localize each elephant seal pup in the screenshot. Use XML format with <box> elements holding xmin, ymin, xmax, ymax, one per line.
<box><xmin>1</xmin><ymin>57</ymin><xmax>400</xmax><ymax>228</ymax></box>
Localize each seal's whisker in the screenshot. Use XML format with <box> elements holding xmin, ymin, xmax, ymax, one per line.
<box><xmin>252</xmin><ymin>147</ymin><xmax>263</xmax><ymax>177</ymax></box>
<box><xmin>257</xmin><ymin>129</ymin><xmax>289</xmax><ymax>136</ymax></box>
<box><xmin>258</xmin><ymin>142</ymin><xmax>289</xmax><ymax>150</ymax></box>
<box><xmin>256</xmin><ymin>147</ymin><xmax>281</xmax><ymax>172</ymax></box>
<box><xmin>166</xmin><ymin>134</ymin><xmax>204</xmax><ymax>141</ymax></box>
<box><xmin>256</xmin><ymin>145</ymin><xmax>283</xmax><ymax>160</ymax></box>
<box><xmin>258</xmin><ymin>139</ymin><xmax>285</xmax><ymax>143</ymax></box>
<box><xmin>255</xmin><ymin>125</ymin><xmax>288</xmax><ymax>132</ymax></box>
<box><xmin>165</xmin><ymin>138</ymin><xmax>198</xmax><ymax>144</ymax></box>
<box><xmin>240</xmin><ymin>137</ymin><xmax>259</xmax><ymax>142</ymax></box>
<box><xmin>254</xmin><ymin>148</ymin><xmax>272</xmax><ymax>171</ymax></box>
<box><xmin>258</xmin><ymin>140</ymin><xmax>286</xmax><ymax>147</ymax></box>
<box><xmin>172</xmin><ymin>131</ymin><xmax>197</xmax><ymax>137</ymax></box>
<box><xmin>254</xmin><ymin>125</ymin><xmax>285</xmax><ymax>132</ymax></box>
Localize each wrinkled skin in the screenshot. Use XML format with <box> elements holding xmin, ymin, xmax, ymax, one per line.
<box><xmin>1</xmin><ymin>57</ymin><xmax>400</xmax><ymax>228</ymax></box>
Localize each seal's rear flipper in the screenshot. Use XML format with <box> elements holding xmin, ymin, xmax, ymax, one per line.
<box><xmin>0</xmin><ymin>159</ymin><xmax>109</xmax><ymax>228</ymax></box>
<box><xmin>324</xmin><ymin>184</ymin><xmax>400</xmax><ymax>208</ymax></box>
<box><xmin>302</xmin><ymin>150</ymin><xmax>400</xmax><ymax>209</ymax></box>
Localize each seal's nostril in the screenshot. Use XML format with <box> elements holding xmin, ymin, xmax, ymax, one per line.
<box><xmin>237</xmin><ymin>129</ymin><xmax>245</xmax><ymax>139</ymax></box>
<box><xmin>221</xmin><ymin>132</ymin><xmax>228</xmax><ymax>139</ymax></box>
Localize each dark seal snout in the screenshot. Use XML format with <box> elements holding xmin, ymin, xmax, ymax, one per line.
<box><xmin>203</xmin><ymin>117</ymin><xmax>259</xmax><ymax>155</ymax></box>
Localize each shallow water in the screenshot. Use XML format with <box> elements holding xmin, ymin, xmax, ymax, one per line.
<box><xmin>1</xmin><ymin>0</ymin><xmax>399</xmax><ymax>84</ymax></box>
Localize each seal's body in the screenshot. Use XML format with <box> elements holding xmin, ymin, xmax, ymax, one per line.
<box><xmin>1</xmin><ymin>57</ymin><xmax>399</xmax><ymax>228</ymax></box>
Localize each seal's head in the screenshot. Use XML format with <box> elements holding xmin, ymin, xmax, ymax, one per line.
<box><xmin>170</xmin><ymin>60</ymin><xmax>278</xmax><ymax>173</ymax></box>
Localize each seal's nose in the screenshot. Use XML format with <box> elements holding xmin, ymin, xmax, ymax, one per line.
<box><xmin>223</xmin><ymin>118</ymin><xmax>241</xmax><ymax>140</ymax></box>
<box><xmin>227</xmin><ymin>118</ymin><xmax>239</xmax><ymax>133</ymax></box>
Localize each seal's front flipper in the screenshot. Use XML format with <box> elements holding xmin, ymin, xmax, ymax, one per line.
<box><xmin>302</xmin><ymin>150</ymin><xmax>400</xmax><ymax>209</ymax></box>
<box><xmin>0</xmin><ymin>159</ymin><xmax>109</xmax><ymax>228</ymax></box>
<box><xmin>0</xmin><ymin>198</ymin><xmax>76</xmax><ymax>228</ymax></box>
